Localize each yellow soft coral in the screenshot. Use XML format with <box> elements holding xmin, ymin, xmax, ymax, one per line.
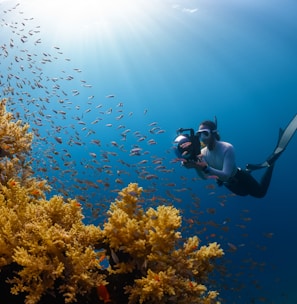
<box><xmin>0</xmin><ymin>99</ymin><xmax>47</xmax><ymax>191</ymax></box>
<box><xmin>0</xmin><ymin>99</ymin><xmax>224</xmax><ymax>304</ymax></box>
<box><xmin>0</xmin><ymin>98</ymin><xmax>32</xmax><ymax>156</ymax></box>
<box><xmin>0</xmin><ymin>180</ymin><xmax>105</xmax><ymax>303</ymax></box>
<box><xmin>102</xmin><ymin>183</ymin><xmax>224</xmax><ymax>304</ymax></box>
<box><xmin>103</xmin><ymin>183</ymin><xmax>146</xmax><ymax>255</ymax></box>
<box><xmin>145</xmin><ymin>205</ymin><xmax>181</xmax><ymax>255</ymax></box>
<box><xmin>0</xmin><ymin>99</ymin><xmax>106</xmax><ymax>303</ymax></box>
<box><xmin>127</xmin><ymin>267</ymin><xmax>214</xmax><ymax>304</ymax></box>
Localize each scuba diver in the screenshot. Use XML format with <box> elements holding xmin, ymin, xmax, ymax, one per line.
<box><xmin>175</xmin><ymin>114</ymin><xmax>297</xmax><ymax>198</ymax></box>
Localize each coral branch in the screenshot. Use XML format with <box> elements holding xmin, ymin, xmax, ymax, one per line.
<box><xmin>0</xmin><ymin>99</ymin><xmax>223</xmax><ymax>304</ymax></box>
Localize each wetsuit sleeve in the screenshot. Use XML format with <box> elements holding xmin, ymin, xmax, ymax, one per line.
<box><xmin>207</xmin><ymin>145</ymin><xmax>236</xmax><ymax>181</ymax></box>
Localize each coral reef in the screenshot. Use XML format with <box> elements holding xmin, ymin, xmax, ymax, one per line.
<box><xmin>0</xmin><ymin>98</ymin><xmax>224</xmax><ymax>304</ymax></box>
<box><xmin>100</xmin><ymin>183</ymin><xmax>224</xmax><ymax>304</ymax></box>
<box><xmin>0</xmin><ymin>98</ymin><xmax>48</xmax><ymax>194</ymax></box>
<box><xmin>0</xmin><ymin>185</ymin><xmax>105</xmax><ymax>303</ymax></box>
<box><xmin>0</xmin><ymin>99</ymin><xmax>105</xmax><ymax>303</ymax></box>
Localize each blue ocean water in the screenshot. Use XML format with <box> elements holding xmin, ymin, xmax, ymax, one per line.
<box><xmin>1</xmin><ymin>0</ymin><xmax>297</xmax><ymax>303</ymax></box>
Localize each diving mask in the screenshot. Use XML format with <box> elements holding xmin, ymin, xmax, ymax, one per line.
<box><xmin>197</xmin><ymin>129</ymin><xmax>213</xmax><ymax>140</ymax></box>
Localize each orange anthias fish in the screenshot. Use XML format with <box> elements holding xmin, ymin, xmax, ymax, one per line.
<box><xmin>97</xmin><ymin>284</ymin><xmax>111</xmax><ymax>303</ymax></box>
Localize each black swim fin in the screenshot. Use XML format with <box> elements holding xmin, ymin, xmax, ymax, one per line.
<box><xmin>246</xmin><ymin>113</ymin><xmax>297</xmax><ymax>171</ymax></box>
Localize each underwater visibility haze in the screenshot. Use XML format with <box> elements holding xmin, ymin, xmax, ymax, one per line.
<box><xmin>1</xmin><ymin>0</ymin><xmax>297</xmax><ymax>303</ymax></box>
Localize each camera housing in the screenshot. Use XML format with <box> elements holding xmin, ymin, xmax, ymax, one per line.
<box><xmin>173</xmin><ymin>128</ymin><xmax>201</xmax><ymax>162</ymax></box>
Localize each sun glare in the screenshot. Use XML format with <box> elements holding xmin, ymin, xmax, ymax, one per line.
<box><xmin>23</xmin><ymin>0</ymin><xmax>156</xmax><ymax>36</ymax></box>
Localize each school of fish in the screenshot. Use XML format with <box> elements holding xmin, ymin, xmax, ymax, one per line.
<box><xmin>0</xmin><ymin>3</ymin><xmax>281</xmax><ymax>303</ymax></box>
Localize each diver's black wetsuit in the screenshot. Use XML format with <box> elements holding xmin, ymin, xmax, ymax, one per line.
<box><xmin>223</xmin><ymin>167</ymin><xmax>274</xmax><ymax>198</ymax></box>
<box><xmin>199</xmin><ymin>140</ymin><xmax>275</xmax><ymax>198</ymax></box>
<box><xmin>195</xmin><ymin>114</ymin><xmax>296</xmax><ymax>198</ymax></box>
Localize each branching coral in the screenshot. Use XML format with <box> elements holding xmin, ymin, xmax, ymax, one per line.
<box><xmin>0</xmin><ymin>99</ymin><xmax>105</xmax><ymax>303</ymax></box>
<box><xmin>0</xmin><ymin>98</ymin><xmax>48</xmax><ymax>193</ymax></box>
<box><xmin>101</xmin><ymin>182</ymin><xmax>224</xmax><ymax>304</ymax></box>
<box><xmin>0</xmin><ymin>98</ymin><xmax>32</xmax><ymax>156</ymax></box>
<box><xmin>0</xmin><ymin>98</ymin><xmax>224</xmax><ymax>304</ymax></box>
<box><xmin>0</xmin><ymin>180</ymin><xmax>105</xmax><ymax>304</ymax></box>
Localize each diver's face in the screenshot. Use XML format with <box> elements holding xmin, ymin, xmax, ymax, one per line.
<box><xmin>198</xmin><ymin>124</ymin><xmax>213</xmax><ymax>145</ymax></box>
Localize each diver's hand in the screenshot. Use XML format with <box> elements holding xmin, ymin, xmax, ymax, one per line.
<box><xmin>182</xmin><ymin>157</ymin><xmax>208</xmax><ymax>171</ymax></box>
<box><xmin>195</xmin><ymin>160</ymin><xmax>209</xmax><ymax>171</ymax></box>
<box><xmin>182</xmin><ymin>160</ymin><xmax>197</xmax><ymax>169</ymax></box>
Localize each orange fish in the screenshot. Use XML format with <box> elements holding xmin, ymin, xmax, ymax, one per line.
<box><xmin>7</xmin><ymin>179</ymin><xmax>17</xmax><ymax>187</ymax></box>
<box><xmin>30</xmin><ymin>189</ymin><xmax>41</xmax><ymax>196</ymax></box>
<box><xmin>98</xmin><ymin>254</ymin><xmax>106</xmax><ymax>264</ymax></box>
<box><xmin>97</xmin><ymin>284</ymin><xmax>111</xmax><ymax>303</ymax></box>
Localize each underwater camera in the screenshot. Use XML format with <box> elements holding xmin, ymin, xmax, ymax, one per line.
<box><xmin>173</xmin><ymin>128</ymin><xmax>201</xmax><ymax>162</ymax></box>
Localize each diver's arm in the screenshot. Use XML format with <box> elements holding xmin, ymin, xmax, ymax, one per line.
<box><xmin>183</xmin><ymin>158</ymin><xmax>208</xmax><ymax>179</ymax></box>
<box><xmin>182</xmin><ymin>159</ymin><xmax>208</xmax><ymax>179</ymax></box>
<box><xmin>205</xmin><ymin>147</ymin><xmax>236</xmax><ymax>181</ymax></box>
